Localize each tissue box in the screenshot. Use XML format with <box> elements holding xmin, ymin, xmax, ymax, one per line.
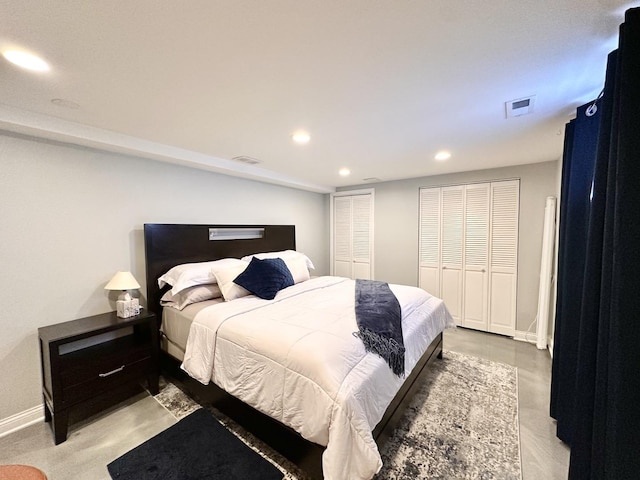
<box><xmin>116</xmin><ymin>297</ymin><xmax>140</xmax><ymax>318</ymax></box>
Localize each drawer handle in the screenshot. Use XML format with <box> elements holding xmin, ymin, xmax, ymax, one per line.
<box><xmin>99</xmin><ymin>365</ymin><xmax>125</xmax><ymax>378</ymax></box>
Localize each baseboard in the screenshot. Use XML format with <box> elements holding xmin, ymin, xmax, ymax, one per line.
<box><xmin>513</xmin><ymin>330</ymin><xmax>537</xmax><ymax>344</ymax></box>
<box><xmin>0</xmin><ymin>404</ymin><xmax>44</xmax><ymax>438</ymax></box>
<box><xmin>513</xmin><ymin>330</ymin><xmax>554</xmax><ymax>358</ymax></box>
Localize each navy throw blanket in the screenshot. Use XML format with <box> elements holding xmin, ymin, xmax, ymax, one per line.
<box><xmin>354</xmin><ymin>279</ymin><xmax>405</xmax><ymax>377</ymax></box>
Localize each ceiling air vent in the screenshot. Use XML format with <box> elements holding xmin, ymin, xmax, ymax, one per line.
<box><xmin>232</xmin><ymin>155</ymin><xmax>262</xmax><ymax>165</ymax></box>
<box><xmin>505</xmin><ymin>95</ymin><xmax>535</xmax><ymax>118</ymax></box>
<box><xmin>363</xmin><ymin>177</ymin><xmax>381</xmax><ymax>183</ymax></box>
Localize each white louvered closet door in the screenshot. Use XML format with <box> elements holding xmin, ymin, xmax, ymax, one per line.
<box><xmin>418</xmin><ymin>187</ymin><xmax>441</xmax><ymax>296</ymax></box>
<box><xmin>351</xmin><ymin>194</ymin><xmax>372</xmax><ymax>280</ymax></box>
<box><xmin>418</xmin><ymin>180</ymin><xmax>519</xmax><ymax>335</ymax></box>
<box><xmin>488</xmin><ymin>180</ymin><xmax>520</xmax><ymax>336</ymax></box>
<box><xmin>333</xmin><ymin>196</ymin><xmax>353</xmax><ymax>278</ymax></box>
<box><xmin>332</xmin><ymin>192</ymin><xmax>373</xmax><ymax>280</ymax></box>
<box><xmin>441</xmin><ymin>185</ymin><xmax>464</xmax><ymax>325</ymax></box>
<box><xmin>463</xmin><ymin>183</ymin><xmax>490</xmax><ymax>330</ymax></box>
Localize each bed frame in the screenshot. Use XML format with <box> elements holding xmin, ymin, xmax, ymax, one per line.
<box><xmin>144</xmin><ymin>223</ymin><xmax>443</xmax><ymax>479</ymax></box>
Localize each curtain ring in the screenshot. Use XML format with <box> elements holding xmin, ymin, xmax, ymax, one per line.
<box><xmin>586</xmin><ymin>90</ymin><xmax>604</xmax><ymax>117</ymax></box>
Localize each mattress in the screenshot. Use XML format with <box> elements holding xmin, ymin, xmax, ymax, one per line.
<box><xmin>161</xmin><ymin>299</ymin><xmax>222</xmax><ymax>360</ymax></box>
<box><xmin>180</xmin><ymin>276</ymin><xmax>454</xmax><ymax>480</ymax></box>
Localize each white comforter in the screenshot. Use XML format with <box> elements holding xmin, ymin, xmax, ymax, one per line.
<box><xmin>181</xmin><ymin>276</ymin><xmax>454</xmax><ymax>480</ymax></box>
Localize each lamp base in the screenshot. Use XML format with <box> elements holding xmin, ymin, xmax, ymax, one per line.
<box><xmin>117</xmin><ymin>291</ymin><xmax>132</xmax><ymax>302</ymax></box>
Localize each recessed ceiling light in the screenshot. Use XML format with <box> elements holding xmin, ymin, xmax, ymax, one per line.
<box><xmin>291</xmin><ymin>131</ymin><xmax>311</xmax><ymax>144</ymax></box>
<box><xmin>2</xmin><ymin>50</ymin><xmax>50</xmax><ymax>72</ymax></box>
<box><xmin>339</xmin><ymin>168</ymin><xmax>351</xmax><ymax>177</ymax></box>
<box><xmin>434</xmin><ymin>150</ymin><xmax>451</xmax><ymax>161</ymax></box>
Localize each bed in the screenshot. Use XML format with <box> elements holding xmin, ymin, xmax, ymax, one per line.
<box><xmin>144</xmin><ymin>223</ymin><xmax>453</xmax><ymax>480</ymax></box>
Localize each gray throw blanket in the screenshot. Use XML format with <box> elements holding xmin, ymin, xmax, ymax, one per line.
<box><xmin>354</xmin><ymin>279</ymin><xmax>405</xmax><ymax>376</ymax></box>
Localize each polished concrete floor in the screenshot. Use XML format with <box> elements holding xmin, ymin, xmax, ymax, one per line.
<box><xmin>0</xmin><ymin>393</ymin><xmax>175</xmax><ymax>480</ymax></box>
<box><xmin>0</xmin><ymin>327</ymin><xmax>569</xmax><ymax>479</ymax></box>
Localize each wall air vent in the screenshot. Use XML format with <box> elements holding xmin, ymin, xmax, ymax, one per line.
<box><xmin>505</xmin><ymin>95</ymin><xmax>536</xmax><ymax>118</ymax></box>
<box><xmin>232</xmin><ymin>155</ymin><xmax>262</xmax><ymax>165</ymax></box>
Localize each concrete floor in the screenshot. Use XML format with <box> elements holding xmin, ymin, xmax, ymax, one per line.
<box><xmin>0</xmin><ymin>327</ymin><xmax>569</xmax><ymax>479</ymax></box>
<box><xmin>0</xmin><ymin>393</ymin><xmax>175</xmax><ymax>480</ymax></box>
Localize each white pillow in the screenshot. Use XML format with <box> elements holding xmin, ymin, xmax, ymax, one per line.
<box><xmin>281</xmin><ymin>255</ymin><xmax>310</xmax><ymax>284</ymax></box>
<box><xmin>241</xmin><ymin>250</ymin><xmax>315</xmax><ymax>270</ymax></box>
<box><xmin>160</xmin><ymin>284</ymin><xmax>222</xmax><ymax>310</ymax></box>
<box><xmin>158</xmin><ymin>258</ymin><xmax>247</xmax><ymax>295</ymax></box>
<box><xmin>211</xmin><ymin>263</ymin><xmax>251</xmax><ymax>302</ymax></box>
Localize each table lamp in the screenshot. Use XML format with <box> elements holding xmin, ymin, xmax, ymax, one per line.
<box><xmin>105</xmin><ymin>271</ymin><xmax>141</xmax><ymax>318</ymax></box>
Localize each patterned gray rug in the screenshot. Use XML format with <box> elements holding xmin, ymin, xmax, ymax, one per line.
<box><xmin>154</xmin><ymin>351</ymin><xmax>521</xmax><ymax>479</ymax></box>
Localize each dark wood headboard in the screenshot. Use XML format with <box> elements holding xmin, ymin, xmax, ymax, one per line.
<box><xmin>143</xmin><ymin>224</ymin><xmax>296</xmax><ymax>315</ymax></box>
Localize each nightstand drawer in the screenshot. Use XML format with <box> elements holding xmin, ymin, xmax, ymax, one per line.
<box><xmin>61</xmin><ymin>356</ymin><xmax>152</xmax><ymax>405</ymax></box>
<box><xmin>59</xmin><ymin>340</ymin><xmax>152</xmax><ymax>388</ymax></box>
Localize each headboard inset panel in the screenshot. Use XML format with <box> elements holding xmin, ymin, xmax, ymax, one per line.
<box><xmin>144</xmin><ymin>224</ymin><xmax>296</xmax><ymax>315</ymax></box>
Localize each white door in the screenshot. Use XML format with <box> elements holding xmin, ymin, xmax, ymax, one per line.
<box><xmin>488</xmin><ymin>180</ymin><xmax>519</xmax><ymax>336</ymax></box>
<box><xmin>333</xmin><ymin>196</ymin><xmax>353</xmax><ymax>278</ymax></box>
<box><xmin>418</xmin><ymin>187</ymin><xmax>441</xmax><ymax>296</ymax></box>
<box><xmin>441</xmin><ymin>185</ymin><xmax>464</xmax><ymax>325</ymax></box>
<box><xmin>462</xmin><ymin>183</ymin><xmax>490</xmax><ymax>331</ymax></box>
<box><xmin>331</xmin><ymin>191</ymin><xmax>373</xmax><ymax>280</ymax></box>
<box><xmin>351</xmin><ymin>194</ymin><xmax>372</xmax><ymax>280</ymax></box>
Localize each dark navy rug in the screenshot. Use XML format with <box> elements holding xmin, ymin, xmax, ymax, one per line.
<box><xmin>107</xmin><ymin>408</ymin><xmax>283</xmax><ymax>480</ymax></box>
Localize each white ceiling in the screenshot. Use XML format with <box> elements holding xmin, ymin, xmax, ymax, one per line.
<box><xmin>1</xmin><ymin>0</ymin><xmax>636</xmax><ymax>193</ymax></box>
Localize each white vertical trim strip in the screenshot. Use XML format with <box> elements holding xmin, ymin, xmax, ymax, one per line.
<box><xmin>536</xmin><ymin>196</ymin><xmax>557</xmax><ymax>349</ymax></box>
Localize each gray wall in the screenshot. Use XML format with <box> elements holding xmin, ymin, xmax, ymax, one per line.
<box><xmin>338</xmin><ymin>160</ymin><xmax>559</xmax><ymax>333</ymax></box>
<box><xmin>0</xmin><ymin>132</ymin><xmax>328</xmax><ymax>421</ymax></box>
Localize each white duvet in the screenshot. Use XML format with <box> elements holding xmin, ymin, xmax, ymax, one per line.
<box><xmin>181</xmin><ymin>276</ymin><xmax>454</xmax><ymax>480</ymax></box>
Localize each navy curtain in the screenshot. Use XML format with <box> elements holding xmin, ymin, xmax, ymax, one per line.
<box><xmin>551</xmin><ymin>8</ymin><xmax>640</xmax><ymax>479</ymax></box>
<box><xmin>550</xmin><ymin>100</ymin><xmax>600</xmax><ymax>445</ymax></box>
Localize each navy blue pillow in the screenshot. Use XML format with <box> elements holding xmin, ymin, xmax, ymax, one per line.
<box><xmin>233</xmin><ymin>257</ymin><xmax>294</xmax><ymax>300</ymax></box>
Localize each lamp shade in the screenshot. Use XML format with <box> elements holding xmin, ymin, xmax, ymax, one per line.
<box><xmin>104</xmin><ymin>271</ymin><xmax>141</xmax><ymax>291</ymax></box>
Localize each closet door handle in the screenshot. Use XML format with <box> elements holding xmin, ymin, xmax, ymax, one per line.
<box><xmin>442</xmin><ymin>266</ymin><xmax>447</xmax><ymax>270</ymax></box>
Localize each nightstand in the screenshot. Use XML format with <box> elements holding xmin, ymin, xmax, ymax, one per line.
<box><xmin>38</xmin><ymin>310</ymin><xmax>159</xmax><ymax>444</ymax></box>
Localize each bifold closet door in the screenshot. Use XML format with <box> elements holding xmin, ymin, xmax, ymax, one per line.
<box><xmin>488</xmin><ymin>180</ymin><xmax>519</xmax><ymax>336</ymax></box>
<box><xmin>441</xmin><ymin>186</ymin><xmax>464</xmax><ymax>325</ymax></box>
<box><xmin>333</xmin><ymin>196</ymin><xmax>353</xmax><ymax>278</ymax></box>
<box><xmin>351</xmin><ymin>194</ymin><xmax>372</xmax><ymax>280</ymax></box>
<box><xmin>419</xmin><ymin>187</ymin><xmax>441</xmax><ymax>297</ymax></box>
<box><xmin>419</xmin><ymin>180</ymin><xmax>519</xmax><ymax>335</ymax></box>
<box><xmin>418</xmin><ymin>185</ymin><xmax>464</xmax><ymax>324</ymax></box>
<box><xmin>462</xmin><ymin>183</ymin><xmax>490</xmax><ymax>330</ymax></box>
<box><xmin>332</xmin><ymin>193</ymin><xmax>372</xmax><ymax>280</ymax></box>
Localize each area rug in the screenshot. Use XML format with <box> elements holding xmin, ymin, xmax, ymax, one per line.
<box><xmin>375</xmin><ymin>350</ymin><xmax>521</xmax><ymax>479</ymax></box>
<box><xmin>107</xmin><ymin>408</ymin><xmax>283</xmax><ymax>480</ymax></box>
<box><xmin>153</xmin><ymin>350</ymin><xmax>521</xmax><ymax>480</ymax></box>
